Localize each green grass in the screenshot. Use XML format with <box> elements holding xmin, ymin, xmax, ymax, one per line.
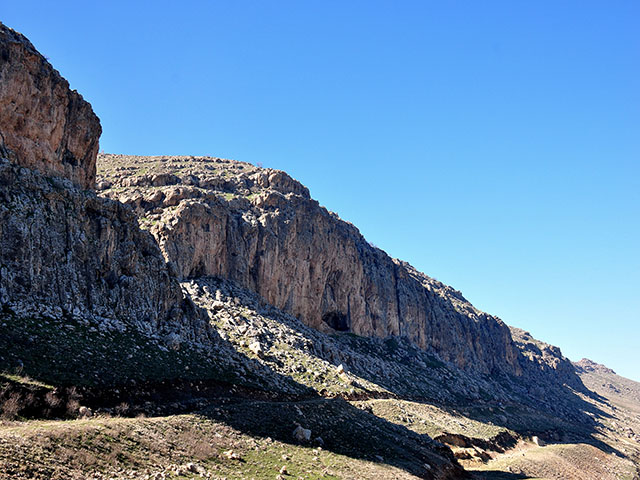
<box><xmin>0</xmin><ymin>312</ymin><xmax>237</xmax><ymax>388</ymax></box>
<box><xmin>221</xmin><ymin>192</ymin><xmax>236</xmax><ymax>201</ymax></box>
<box><xmin>0</xmin><ymin>413</ymin><xmax>427</xmax><ymax>479</ymax></box>
<box><xmin>0</xmin><ymin>373</ymin><xmax>54</xmax><ymax>390</ymax></box>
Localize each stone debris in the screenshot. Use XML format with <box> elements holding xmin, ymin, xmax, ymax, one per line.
<box><xmin>1</xmin><ymin>19</ymin><xmax>639</xmax><ymax>480</ymax></box>
<box><xmin>97</xmin><ymin>151</ymin><xmax>529</xmax><ymax>378</ymax></box>
<box><xmin>78</xmin><ymin>406</ymin><xmax>93</xmax><ymax>418</ymax></box>
<box><xmin>532</xmin><ymin>436</ymin><xmax>545</xmax><ymax>447</ymax></box>
<box><xmin>249</xmin><ymin>341</ymin><xmax>263</xmax><ymax>357</ymax></box>
<box><xmin>293</xmin><ymin>426</ymin><xmax>311</xmax><ymax>442</ymax></box>
<box><xmin>223</xmin><ymin>450</ymin><xmax>240</xmax><ymax>460</ymax></box>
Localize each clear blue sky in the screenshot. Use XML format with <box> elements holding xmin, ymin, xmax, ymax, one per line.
<box><xmin>4</xmin><ymin>1</ymin><xmax>639</xmax><ymax>381</ymax></box>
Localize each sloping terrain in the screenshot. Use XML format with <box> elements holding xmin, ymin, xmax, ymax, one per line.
<box><xmin>574</xmin><ymin>359</ymin><xmax>640</xmax><ymax>460</ymax></box>
<box><xmin>2</xmin><ymin>276</ymin><xmax>639</xmax><ymax>479</ymax></box>
<box><xmin>471</xmin><ymin>442</ymin><xmax>636</xmax><ymax>480</ymax></box>
<box><xmin>0</xmin><ymin>20</ymin><xmax>639</xmax><ymax>480</ymax></box>
<box><xmin>0</xmin><ymin>414</ymin><xmax>446</xmax><ymax>480</ymax></box>
<box><xmin>97</xmin><ymin>153</ymin><xmax>521</xmax><ymax>376</ymax></box>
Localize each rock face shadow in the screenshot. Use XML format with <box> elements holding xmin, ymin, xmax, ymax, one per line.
<box><xmin>197</xmin><ymin>396</ymin><xmax>466</xmax><ymax>479</ymax></box>
<box><xmin>0</xmin><ymin>300</ymin><xmax>467</xmax><ymax>479</ymax></box>
<box><xmin>183</xmin><ymin>277</ymin><xmax>627</xmax><ymax>461</ymax></box>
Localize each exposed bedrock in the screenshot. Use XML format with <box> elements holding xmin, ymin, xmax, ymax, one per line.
<box><xmin>0</xmin><ymin>159</ymin><xmax>204</xmax><ymax>341</ymax></box>
<box><xmin>99</xmin><ymin>154</ymin><xmax>522</xmax><ymax>376</ymax></box>
<box><xmin>0</xmin><ymin>24</ymin><xmax>203</xmax><ymax>342</ymax></box>
<box><xmin>0</xmin><ymin>22</ymin><xmax>101</xmax><ymax>190</ymax></box>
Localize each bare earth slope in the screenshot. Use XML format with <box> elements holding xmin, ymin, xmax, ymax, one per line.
<box><xmin>2</xmin><ymin>276</ymin><xmax>638</xmax><ymax>479</ymax></box>
<box><xmin>574</xmin><ymin>359</ymin><xmax>640</xmax><ymax>455</ymax></box>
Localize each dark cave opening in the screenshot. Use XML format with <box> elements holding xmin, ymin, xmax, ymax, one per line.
<box><xmin>322</xmin><ymin>311</ymin><xmax>349</xmax><ymax>331</ymax></box>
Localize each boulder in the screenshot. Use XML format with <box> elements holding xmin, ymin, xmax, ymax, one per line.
<box><xmin>293</xmin><ymin>425</ymin><xmax>311</xmax><ymax>442</ymax></box>
<box><xmin>249</xmin><ymin>341</ymin><xmax>263</xmax><ymax>357</ymax></box>
<box><xmin>532</xmin><ymin>436</ymin><xmax>545</xmax><ymax>447</ymax></box>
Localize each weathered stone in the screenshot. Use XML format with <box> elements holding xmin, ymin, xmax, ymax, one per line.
<box><xmin>249</xmin><ymin>341</ymin><xmax>263</xmax><ymax>356</ymax></box>
<box><xmin>223</xmin><ymin>450</ymin><xmax>240</xmax><ymax>460</ymax></box>
<box><xmin>98</xmin><ymin>154</ymin><xmax>521</xmax><ymax>375</ymax></box>
<box><xmin>0</xmin><ymin>158</ymin><xmax>204</xmax><ymax>341</ymax></box>
<box><xmin>532</xmin><ymin>436</ymin><xmax>545</xmax><ymax>447</ymax></box>
<box><xmin>78</xmin><ymin>406</ymin><xmax>92</xmax><ymax>418</ymax></box>
<box><xmin>293</xmin><ymin>425</ymin><xmax>311</xmax><ymax>442</ymax></box>
<box><xmin>510</xmin><ymin>326</ymin><xmax>582</xmax><ymax>390</ymax></box>
<box><xmin>0</xmin><ymin>23</ymin><xmax>101</xmax><ymax>189</ymax></box>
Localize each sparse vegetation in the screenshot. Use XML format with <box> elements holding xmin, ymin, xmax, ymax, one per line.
<box><xmin>3</xmin><ymin>23</ymin><xmax>638</xmax><ymax>480</ymax></box>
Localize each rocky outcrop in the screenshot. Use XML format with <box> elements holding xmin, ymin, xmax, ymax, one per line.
<box><xmin>0</xmin><ymin>22</ymin><xmax>101</xmax><ymax>190</ymax></box>
<box><xmin>0</xmin><ymin>24</ymin><xmax>202</xmax><ymax>343</ymax></box>
<box><xmin>0</xmin><ymin>158</ymin><xmax>204</xmax><ymax>343</ymax></box>
<box><xmin>509</xmin><ymin>327</ymin><xmax>583</xmax><ymax>398</ymax></box>
<box><xmin>183</xmin><ymin>275</ymin><xmax>525</xmax><ymax>404</ymax></box>
<box><xmin>573</xmin><ymin>358</ymin><xmax>616</xmax><ymax>376</ymax></box>
<box><xmin>574</xmin><ymin>358</ymin><xmax>640</xmax><ymax>412</ymax></box>
<box><xmin>98</xmin><ymin>154</ymin><xmax>521</xmax><ymax>376</ymax></box>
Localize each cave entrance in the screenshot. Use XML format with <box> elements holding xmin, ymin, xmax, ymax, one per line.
<box><xmin>322</xmin><ymin>311</ymin><xmax>349</xmax><ymax>331</ymax></box>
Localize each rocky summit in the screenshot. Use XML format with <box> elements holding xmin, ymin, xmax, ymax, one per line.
<box><xmin>0</xmin><ymin>22</ymin><xmax>639</xmax><ymax>480</ymax></box>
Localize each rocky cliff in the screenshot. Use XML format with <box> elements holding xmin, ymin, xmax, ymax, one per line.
<box><xmin>0</xmin><ymin>24</ymin><xmax>203</xmax><ymax>346</ymax></box>
<box><xmin>0</xmin><ymin>22</ymin><xmax>100</xmax><ymax>190</ymax></box>
<box><xmin>98</xmin><ymin>154</ymin><xmax>521</xmax><ymax>376</ymax></box>
<box><xmin>508</xmin><ymin>326</ymin><xmax>585</xmax><ymax>411</ymax></box>
<box><xmin>0</xmin><ymin>159</ymin><xmax>205</xmax><ymax>342</ymax></box>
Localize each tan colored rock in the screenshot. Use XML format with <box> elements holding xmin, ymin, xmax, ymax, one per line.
<box><xmin>97</xmin><ymin>154</ymin><xmax>522</xmax><ymax>376</ymax></box>
<box><xmin>532</xmin><ymin>436</ymin><xmax>545</xmax><ymax>447</ymax></box>
<box><xmin>249</xmin><ymin>341</ymin><xmax>264</xmax><ymax>357</ymax></box>
<box><xmin>0</xmin><ymin>23</ymin><xmax>101</xmax><ymax>190</ymax></box>
<box><xmin>223</xmin><ymin>449</ymin><xmax>240</xmax><ymax>460</ymax></box>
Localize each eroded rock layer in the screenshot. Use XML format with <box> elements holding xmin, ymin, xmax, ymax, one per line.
<box><xmin>0</xmin><ymin>24</ymin><xmax>204</xmax><ymax>343</ymax></box>
<box><xmin>98</xmin><ymin>153</ymin><xmax>521</xmax><ymax>375</ymax></box>
<box><xmin>0</xmin><ymin>22</ymin><xmax>101</xmax><ymax>190</ymax></box>
<box><xmin>0</xmin><ymin>158</ymin><xmax>203</xmax><ymax>342</ymax></box>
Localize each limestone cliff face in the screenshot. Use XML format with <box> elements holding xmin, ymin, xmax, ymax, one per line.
<box><xmin>0</xmin><ymin>22</ymin><xmax>101</xmax><ymax>190</ymax></box>
<box><xmin>0</xmin><ymin>24</ymin><xmax>202</xmax><ymax>344</ymax></box>
<box><xmin>0</xmin><ymin>159</ymin><xmax>204</xmax><ymax>342</ymax></box>
<box><xmin>98</xmin><ymin>154</ymin><xmax>521</xmax><ymax>375</ymax></box>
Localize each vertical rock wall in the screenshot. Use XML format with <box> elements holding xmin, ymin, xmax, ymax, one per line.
<box><xmin>98</xmin><ymin>155</ymin><xmax>522</xmax><ymax>376</ymax></box>
<box><xmin>0</xmin><ymin>24</ymin><xmax>202</xmax><ymax>342</ymax></box>
<box><xmin>0</xmin><ymin>22</ymin><xmax>101</xmax><ymax>190</ymax></box>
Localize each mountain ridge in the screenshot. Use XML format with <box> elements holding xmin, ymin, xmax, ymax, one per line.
<box><xmin>1</xmin><ymin>21</ymin><xmax>638</xmax><ymax>480</ymax></box>
<box><xmin>97</xmin><ymin>153</ymin><xmax>529</xmax><ymax>378</ymax></box>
